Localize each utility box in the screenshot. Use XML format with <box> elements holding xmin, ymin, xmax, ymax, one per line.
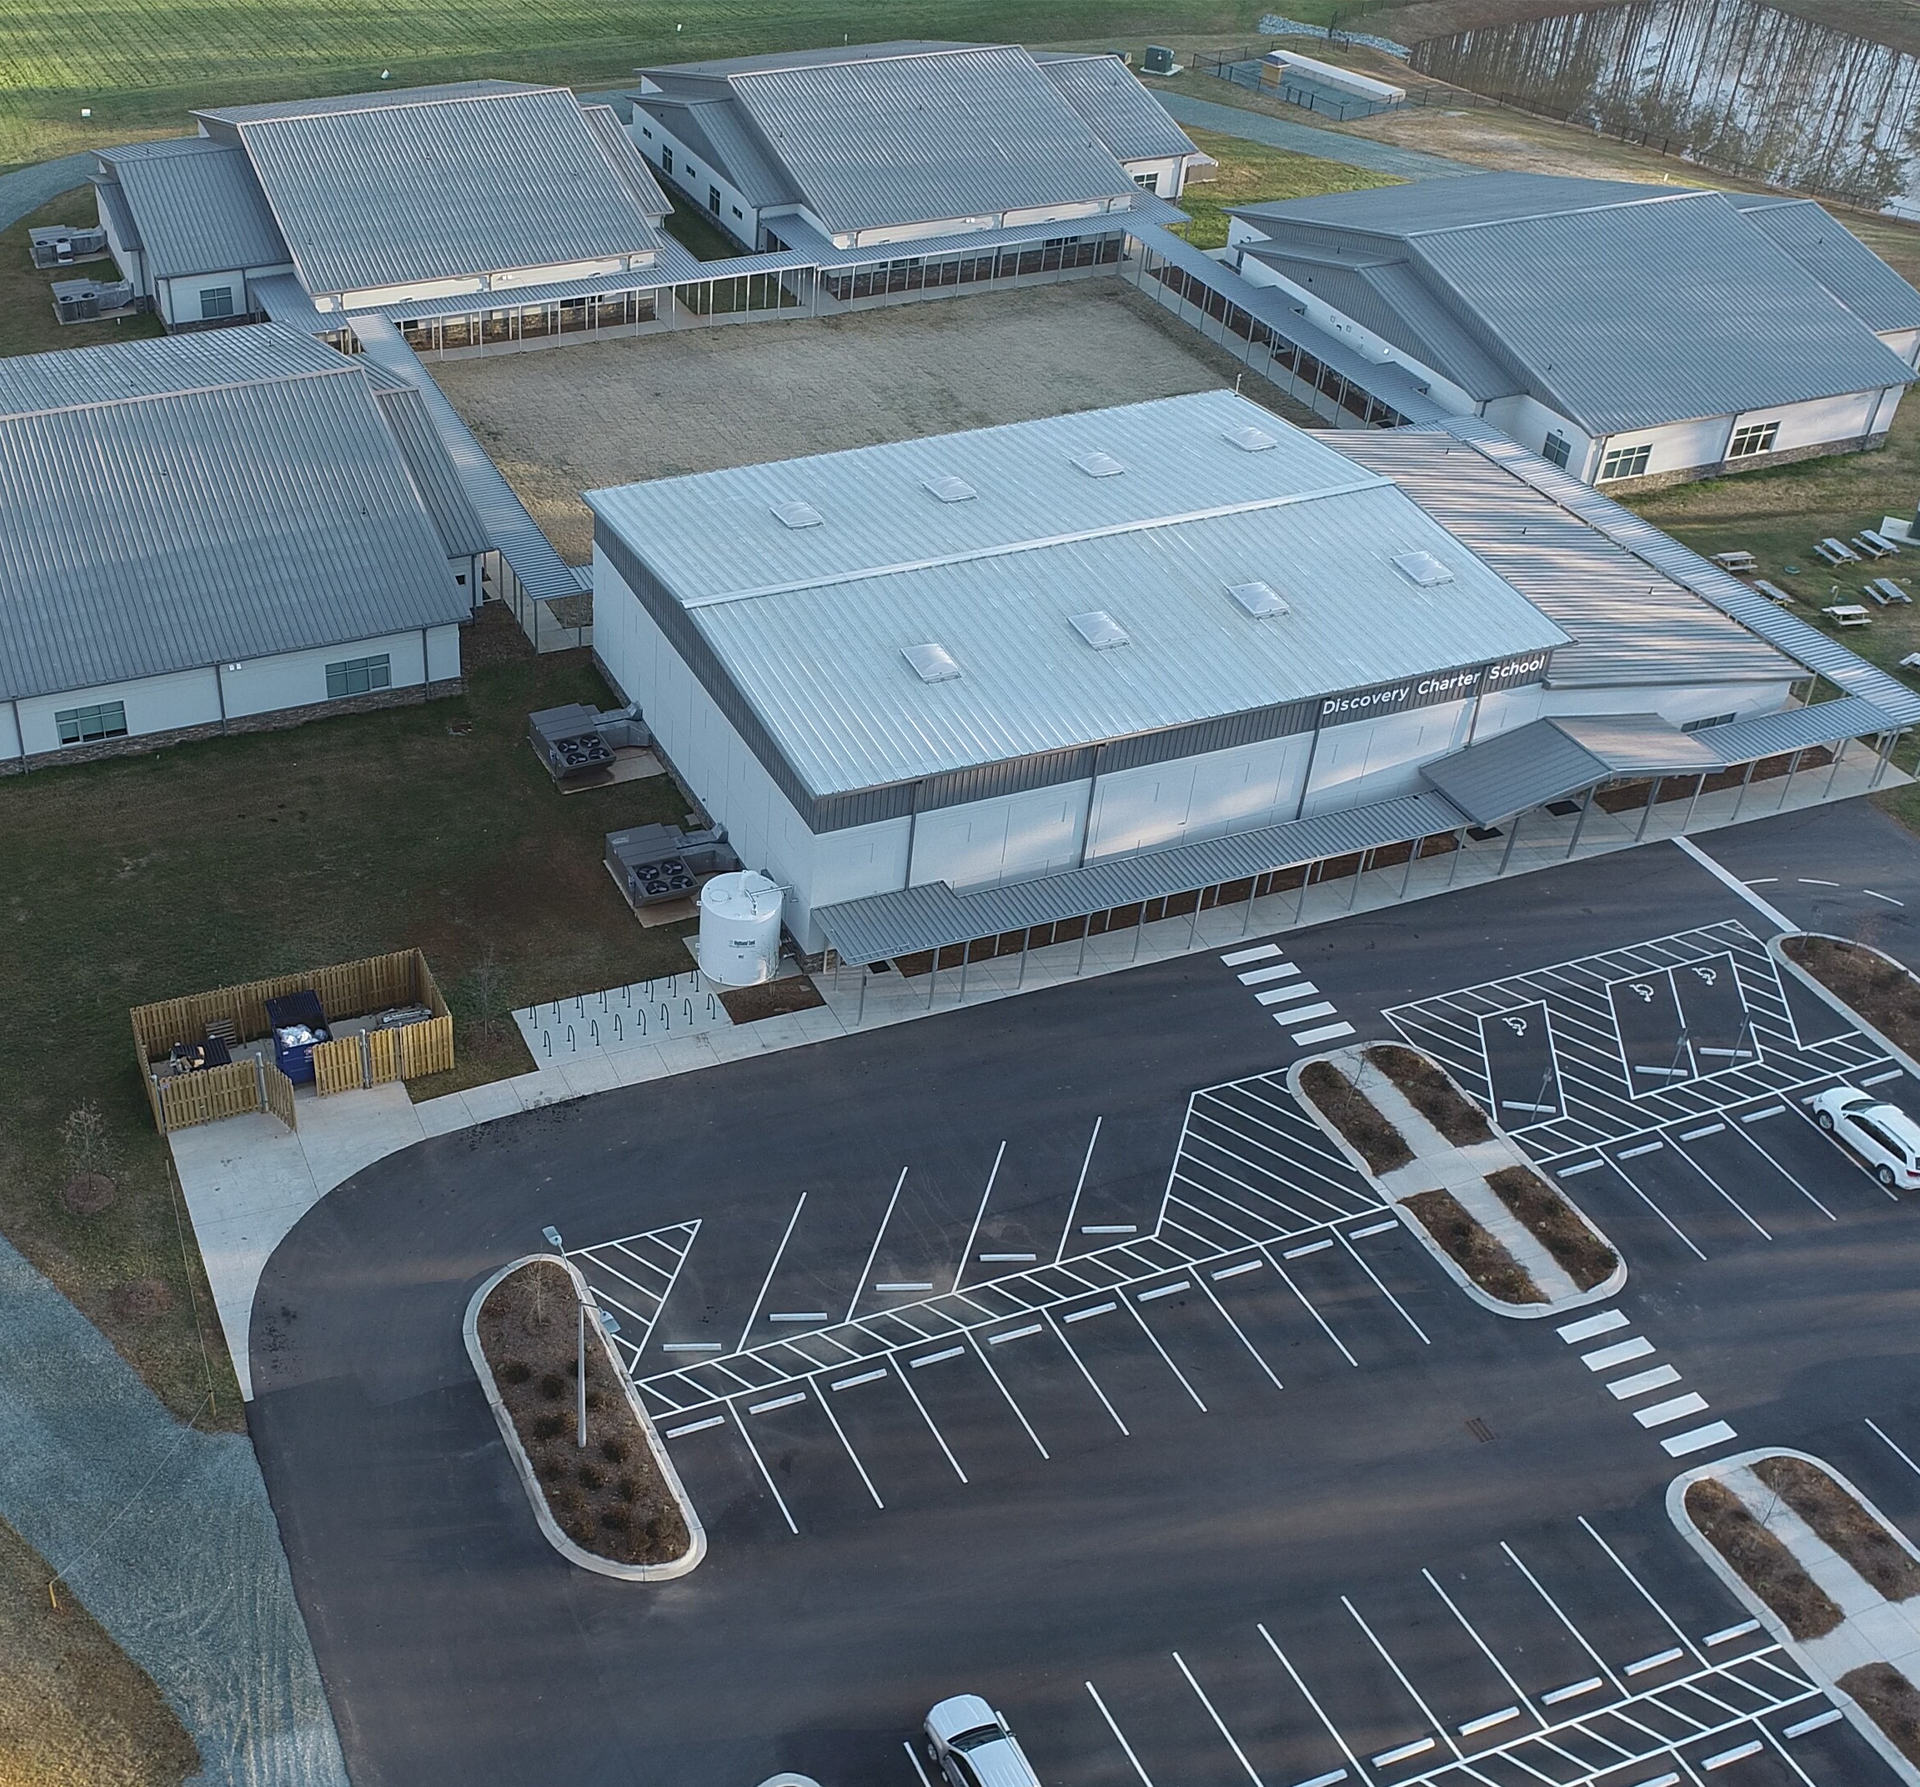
<box><xmin>1143</xmin><ymin>44</ymin><xmax>1176</xmax><ymax>74</ymax></box>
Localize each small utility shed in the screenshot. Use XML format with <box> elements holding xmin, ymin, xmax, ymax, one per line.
<box><xmin>627</xmin><ymin>41</ymin><xmax>1191</xmax><ymax>253</ymax></box>
<box><xmin>0</xmin><ymin>325</ymin><xmax>475</xmax><ymax>768</ymax></box>
<box><xmin>1227</xmin><ymin>174</ymin><xmax>1920</xmax><ymax>491</ymax></box>
<box><xmin>588</xmin><ymin>390</ymin><xmax>1576</xmax><ymax>950</ymax></box>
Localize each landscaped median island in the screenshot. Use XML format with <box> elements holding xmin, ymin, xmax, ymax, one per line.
<box><xmin>1781</xmin><ymin>934</ymin><xmax>1920</xmax><ymax>1060</ymax></box>
<box><xmin>1294</xmin><ymin>1043</ymin><xmax>1621</xmax><ymax>1315</ymax></box>
<box><xmin>468</xmin><ymin>1256</ymin><xmax>703</xmax><ymax>1580</ymax></box>
<box><xmin>1676</xmin><ymin>1448</ymin><xmax>1920</xmax><ymax>1774</ymax></box>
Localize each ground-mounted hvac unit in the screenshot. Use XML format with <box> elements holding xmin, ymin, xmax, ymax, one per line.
<box><xmin>527</xmin><ymin>702</ymin><xmax>652</xmax><ymax>783</ymax></box>
<box><xmin>604</xmin><ymin>821</ymin><xmax>735</xmax><ymax>914</ymax></box>
<box><xmin>30</xmin><ymin>224</ymin><xmax>109</xmax><ymax>268</ymax></box>
<box><xmin>51</xmin><ymin>278</ymin><xmax>133</xmax><ymax>323</ymax></box>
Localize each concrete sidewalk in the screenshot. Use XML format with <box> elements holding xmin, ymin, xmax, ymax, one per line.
<box><xmin>0</xmin><ymin>1236</ymin><xmax>347</xmax><ymax>1787</ymax></box>
<box><xmin>172</xmin><ymin>746</ymin><xmax>1905</xmax><ymax>1400</ymax></box>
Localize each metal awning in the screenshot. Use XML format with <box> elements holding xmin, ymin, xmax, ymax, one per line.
<box><xmin>1424</xmin><ymin>699</ymin><xmax>1898</xmax><ymax>826</ymax></box>
<box><xmin>815</xmin><ymin>790</ymin><xmax>1466</xmax><ymax>965</ymax></box>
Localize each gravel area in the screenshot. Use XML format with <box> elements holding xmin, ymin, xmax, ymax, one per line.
<box><xmin>430</xmin><ymin>279</ymin><xmax>1311</xmax><ymax>563</ymax></box>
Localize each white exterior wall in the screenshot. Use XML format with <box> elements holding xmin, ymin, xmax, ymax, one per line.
<box><xmin>1482</xmin><ymin>392</ymin><xmax>1593</xmax><ymax>475</ymax></box>
<box><xmin>158</xmin><ymin>268</ymin><xmax>245</xmax><ymax>326</ymax></box>
<box><xmin>629</xmin><ymin>117</ymin><xmax>760</xmax><ymax>250</ymax></box>
<box><xmin>1298</xmin><ymin>698</ymin><xmax>1476</xmax><ymax>816</ymax></box>
<box><xmin>1534</xmin><ymin>680</ymin><xmax>1793</xmax><ymax>728</ymax></box>
<box><xmin>1123</xmin><ymin>155</ymin><xmax>1187</xmax><ymax>200</ymax></box>
<box><xmin>1878</xmin><ymin>327</ymin><xmax>1920</xmax><ymax>366</ymax></box>
<box><xmin>3</xmin><ymin>622</ymin><xmax>458</xmax><ymax>762</ymax></box>
<box><xmin>1085</xmin><ymin>732</ymin><xmax>1315</xmax><ymax>860</ymax></box>
<box><xmin>909</xmin><ymin>783</ymin><xmax>1090</xmax><ymax>888</ymax></box>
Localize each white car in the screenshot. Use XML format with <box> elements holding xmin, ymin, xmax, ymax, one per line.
<box><xmin>1807</xmin><ymin>1085</ymin><xmax>1920</xmax><ymax>1189</ymax></box>
<box><xmin>924</xmin><ymin>1695</ymin><xmax>1040</xmax><ymax>1787</ymax></box>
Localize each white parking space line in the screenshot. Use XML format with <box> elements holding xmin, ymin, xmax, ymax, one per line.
<box><xmin>664</xmin><ymin>1415</ymin><xmax>725</xmax><ymax>1438</ymax></box>
<box><xmin>888</xmin><ymin>1356</ymin><xmax>968</xmax><ymax>1484</ymax></box>
<box><xmin>1222</xmin><ymin>944</ymin><xmax>1283</xmax><ymax>966</ymax></box>
<box><xmin>1240</xmin><ymin>963</ymin><xmax>1302</xmax><ymax>985</ymax></box>
<box><xmin>1598</xmin><ymin>1154</ymin><xmax>1712</xmax><ymax>1263</ymax></box>
<box><xmin>962</xmin><ymin>1331</ymin><xmax>1052</xmax><ymax>1459</ymax></box>
<box><xmin>1041</xmin><ymin>1309</ymin><xmax>1128</xmax><ymax>1436</ymax></box>
<box><xmin>903</xmin><ymin>1741</ymin><xmax>937</xmax><ymax>1787</ymax></box>
<box><xmin>730</xmin><ymin>1405</ymin><xmax>798</xmax><ymax>1535</ymax></box>
<box><xmin>1197</xmin><ymin>1274</ymin><xmax>1287</xmax><ymax>1391</ymax></box>
<box><xmin>1054</xmin><ymin>1117</ymin><xmax>1104</xmax><ymax>1264</ymax></box>
<box><xmin>830</xmin><ymin>1369</ymin><xmax>889</xmax><ymax>1392</ymax></box>
<box><xmin>847</xmin><ymin>1166</ymin><xmax>909</xmax><ymax>1323</ymax></box>
<box><xmin>810</xmin><ymin>1379</ymin><xmax>885</xmax><ymax>1509</ymax></box>
<box><xmin>1663</xmin><ymin>1139</ymin><xmax>1773</xmax><ymax>1241</ymax></box>
<box><xmin>1783</xmin><ymin>1709</ymin><xmax>1844</xmax><ymax>1738</ymax></box>
<box><xmin>1258</xmin><ymin>1625</ymin><xmax>1368</xmax><ymax>1787</ymax></box>
<box><xmin>736</xmin><ymin>1190</ymin><xmax>808</xmax><ymax>1351</ymax></box>
<box><xmin>1421</xmin><ymin>1567</ymin><xmax>1546</xmax><ymax>1731</ymax></box>
<box><xmin>1257</xmin><ymin>982</ymin><xmax>1319</xmax><ymax>1005</ymax></box>
<box><xmin>1172</xmin><ymin>1652</ymin><xmax>1265</xmax><ymax>1786</ymax></box>
<box><xmin>1731</xmin><ymin>1121</ymin><xmax>1838</xmax><ymax>1223</ymax></box>
<box><xmin>1126</xmin><ymin>1298</ymin><xmax>1209</xmax><ymax>1410</ymax></box>
<box><xmin>1583</xmin><ymin>1336</ymin><xmax>1656</xmax><ymax>1371</ymax></box>
<box><xmin>1558</xmin><ymin>1309</ymin><xmax>1628</xmax><ymax>1342</ymax></box>
<box><xmin>1504</xmin><ymin>1538</ymin><xmax>1626</xmax><ymax>1697</ymax></box>
<box><xmin>1268</xmin><ymin>1253</ymin><xmax>1361</xmax><ymax>1368</ymax></box>
<box><xmin>1294</xmin><ymin>1022</ymin><xmax>1357</xmax><ymax>1045</ymax></box>
<box><xmin>1610</xmin><ymin>1365</ymin><xmax>1684</xmax><ymax>1400</ymax></box>
<box><xmin>1662</xmin><ymin>1420</ymin><xmax>1739</xmax><ymax>1457</ymax></box>
<box><xmin>951</xmin><ymin>1140</ymin><xmax>1006</xmax><ymax>1294</ymax></box>
<box><xmin>1085</xmin><ymin>1682</ymin><xmax>1156</xmax><ymax>1787</ymax></box>
<box><xmin>1636</xmin><ymin>1393</ymin><xmax>1711</xmax><ymax>1429</ymax></box>
<box><xmin>1343</xmin><ymin>1595</ymin><xmax>1461</xmax><ymax>1761</ymax></box>
<box><xmin>1704</xmin><ymin>1621</ymin><xmax>1762</xmax><ymax>1646</ymax></box>
<box><xmin>1865</xmin><ymin>1417</ymin><xmax>1920</xmax><ymax>1478</ymax></box>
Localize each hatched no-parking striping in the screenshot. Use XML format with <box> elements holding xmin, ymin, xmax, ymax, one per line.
<box><xmin>1384</xmin><ymin>921</ymin><xmax>1909</xmax><ymax>1258</ymax></box>
<box><xmin>564</xmin><ymin>1064</ymin><xmax>1438</xmax><ymax>1539</ymax></box>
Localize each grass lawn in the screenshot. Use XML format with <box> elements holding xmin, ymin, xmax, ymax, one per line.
<box><xmin>0</xmin><ymin>188</ymin><xmax>165</xmax><ymax>360</ymax></box>
<box><xmin>1170</xmin><ymin>124</ymin><xmax>1401</xmax><ymax>247</ymax></box>
<box><xmin>661</xmin><ymin>195</ymin><xmax>746</xmax><ymax>263</ymax></box>
<box><xmin>0</xmin><ymin>1515</ymin><xmax>199</xmax><ymax>1787</ymax></box>
<box><xmin>0</xmin><ymin>0</ymin><xmax>1263</xmax><ymax>170</ymax></box>
<box><xmin>0</xmin><ymin>610</ymin><xmax>706</xmax><ymax>1427</ymax></box>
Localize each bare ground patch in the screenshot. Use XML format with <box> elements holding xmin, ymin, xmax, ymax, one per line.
<box><xmin>430</xmin><ymin>280</ymin><xmax>1312</xmax><ymax>564</ymax></box>
<box><xmin>1686</xmin><ymin>1476</ymin><xmax>1844</xmax><ymax>1640</ymax></box>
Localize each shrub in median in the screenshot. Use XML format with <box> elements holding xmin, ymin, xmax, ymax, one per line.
<box><xmin>1485</xmin><ymin>1166</ymin><xmax>1618</xmax><ymax>1291</ymax></box>
<box><xmin>1299</xmin><ymin>1061</ymin><xmax>1412</xmax><ymax>1173</ymax></box>
<box><xmin>1753</xmin><ymin>1456</ymin><xmax>1920</xmax><ymax>1602</ymax></box>
<box><xmin>1686</xmin><ymin>1477</ymin><xmax>1842</xmax><ymax>1640</ymax></box>
<box><xmin>1363</xmin><ymin>1045</ymin><xmax>1492</xmax><ymax>1146</ymax></box>
<box><xmin>478</xmin><ymin>1259</ymin><xmax>690</xmax><ymax>1568</ymax></box>
<box><xmin>1402</xmin><ymin>1189</ymin><xmax>1544</xmax><ymax>1304</ymax></box>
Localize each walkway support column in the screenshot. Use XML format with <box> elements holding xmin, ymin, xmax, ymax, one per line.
<box><xmin>1017</xmin><ymin>928</ymin><xmax>1032</xmax><ymax>990</ymax></box>
<box><xmin>1873</xmin><ymin>730</ymin><xmax>1902</xmax><ymax>789</ymax></box>
<box><xmin>1824</xmin><ymin>739</ymin><xmax>1851</xmax><ymax>799</ymax></box>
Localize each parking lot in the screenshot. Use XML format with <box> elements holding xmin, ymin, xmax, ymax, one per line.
<box><xmin>245</xmin><ymin>817</ymin><xmax>1920</xmax><ymax>1787</ymax></box>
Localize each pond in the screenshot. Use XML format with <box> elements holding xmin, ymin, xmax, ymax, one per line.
<box><xmin>1411</xmin><ymin>0</ymin><xmax>1920</xmax><ymax>214</ymax></box>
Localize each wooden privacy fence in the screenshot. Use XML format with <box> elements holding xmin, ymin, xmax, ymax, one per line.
<box><xmin>133</xmin><ymin>948</ymin><xmax>453</xmax><ymax>1134</ymax></box>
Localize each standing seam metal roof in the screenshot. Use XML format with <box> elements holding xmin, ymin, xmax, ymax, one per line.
<box><xmin>630</xmin><ymin>93</ymin><xmax>802</xmax><ymax>211</ymax></box>
<box><xmin>94</xmin><ymin>137</ymin><xmax>290</xmax><ymax>280</ymax></box>
<box><xmin>581</xmin><ymin>103</ymin><xmax>671</xmax><ymax>220</ymax></box>
<box><xmin>588</xmin><ymin>392</ymin><xmax>1568</xmax><ymax>800</ymax></box>
<box><xmin>1731</xmin><ymin>195</ymin><xmax>1920</xmax><ymax>336</ymax></box>
<box><xmin>1031</xmin><ymin>53</ymin><xmax>1197</xmax><ymax>164</ymax></box>
<box><xmin>196</xmin><ymin>85</ymin><xmax>665</xmax><ymax>295</ymax></box>
<box><xmin>0</xmin><ymin>351</ymin><xmax>465</xmax><ymax>703</ymax></box>
<box><xmin>1231</xmin><ymin>175</ymin><xmax>1917</xmax><ymax>435</ymax></box>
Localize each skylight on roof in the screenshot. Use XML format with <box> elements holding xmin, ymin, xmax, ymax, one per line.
<box><xmin>1392</xmin><ymin>550</ymin><xmax>1453</xmax><ymax>587</ymax></box>
<box><xmin>902</xmin><ymin>642</ymin><xmax>962</xmax><ymax>683</ymax></box>
<box><xmin>1227</xmin><ymin>579</ymin><xmax>1289</xmax><ymax>618</ymax></box>
<box><xmin>1070</xmin><ymin>610</ymin><xmax>1129</xmax><ymax>649</ymax></box>
<box><xmin>1224</xmin><ymin>424</ymin><xmax>1278</xmax><ymax>453</ymax></box>
<box><xmin>1070</xmin><ymin>450</ymin><xmax>1126</xmax><ymax>479</ymax></box>
<box><xmin>923</xmin><ymin>475</ymin><xmax>977</xmax><ymax>503</ymax></box>
<box><xmin>771</xmin><ymin>498</ymin><xmax>823</xmax><ymax>530</ymax></box>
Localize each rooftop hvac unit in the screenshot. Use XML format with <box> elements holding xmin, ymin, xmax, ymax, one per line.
<box><xmin>1143</xmin><ymin>45</ymin><xmax>1176</xmax><ymax>75</ymax></box>
<box><xmin>30</xmin><ymin>224</ymin><xmax>109</xmax><ymax>268</ymax></box>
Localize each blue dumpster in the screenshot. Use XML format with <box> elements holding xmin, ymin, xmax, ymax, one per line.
<box><xmin>265</xmin><ymin>990</ymin><xmax>330</xmax><ymax>1086</ymax></box>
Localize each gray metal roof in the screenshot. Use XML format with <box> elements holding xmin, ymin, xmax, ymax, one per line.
<box><xmin>0</xmin><ymin>322</ymin><xmax>351</xmax><ymax>415</ymax></box>
<box><xmin>94</xmin><ymin>137</ymin><xmax>289</xmax><ymax>280</ymax></box>
<box><xmin>635</xmin><ymin>43</ymin><xmax>1139</xmax><ymax>235</ymax></box>
<box><xmin>815</xmin><ymin>789</ymin><xmax>1466</xmax><ymax>963</ymax></box>
<box><xmin>0</xmin><ymin>331</ymin><xmax>465</xmax><ymax>703</ymax></box>
<box><xmin>347</xmin><ymin>312</ymin><xmax>581</xmax><ymax>602</ymax></box>
<box><xmin>629</xmin><ymin>92</ymin><xmax>801</xmax><ymax>211</ymax></box>
<box><xmin>588</xmin><ymin>391</ymin><xmax>1568</xmax><ymax>800</ymax></box>
<box><xmin>1031</xmin><ymin>52</ymin><xmax>1196</xmax><ymax>164</ymax></box>
<box><xmin>371</xmin><ymin>384</ymin><xmax>490</xmax><ymax>560</ymax></box>
<box><xmin>192</xmin><ymin>83</ymin><xmax>665</xmax><ymax>296</ymax></box>
<box><xmin>1731</xmin><ymin>195</ymin><xmax>1920</xmax><ymax>336</ymax></box>
<box><xmin>1333</xmin><ymin>430</ymin><xmax>1796</xmax><ymax>688</ymax></box>
<box><xmin>1230</xmin><ymin>174</ymin><xmax>1917</xmax><ymax>435</ymax></box>
<box><xmin>1422</xmin><ymin>698</ymin><xmax>1897</xmax><ymax>824</ymax></box>
<box><xmin>1446</xmin><ymin>421</ymin><xmax>1920</xmax><ymax>727</ymax></box>
<box><xmin>581</xmin><ymin>102</ymin><xmax>670</xmax><ymax>220</ymax></box>
<box><xmin>89</xmin><ymin>173</ymin><xmax>141</xmax><ymax>253</ymax></box>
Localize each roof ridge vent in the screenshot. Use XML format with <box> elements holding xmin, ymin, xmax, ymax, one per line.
<box><xmin>1227</xmin><ymin>579</ymin><xmax>1289</xmax><ymax>617</ymax></box>
<box><xmin>1070</xmin><ymin>609</ymin><xmax>1129</xmax><ymax>649</ymax></box>
<box><xmin>923</xmin><ymin>475</ymin><xmax>976</xmax><ymax>503</ymax></box>
<box><xmin>1392</xmin><ymin>549</ymin><xmax>1453</xmax><ymax>587</ymax></box>
<box><xmin>1224</xmin><ymin>423</ymin><xmax>1278</xmax><ymax>452</ymax></box>
<box><xmin>771</xmin><ymin>497</ymin><xmax>823</xmax><ymax>530</ymax></box>
<box><xmin>1070</xmin><ymin>449</ymin><xmax>1126</xmax><ymax>478</ymax></box>
<box><xmin>902</xmin><ymin>641</ymin><xmax>962</xmax><ymax>683</ymax></box>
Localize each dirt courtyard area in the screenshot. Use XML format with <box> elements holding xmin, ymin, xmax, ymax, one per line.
<box><xmin>431</xmin><ymin>279</ymin><xmax>1310</xmax><ymax>564</ymax></box>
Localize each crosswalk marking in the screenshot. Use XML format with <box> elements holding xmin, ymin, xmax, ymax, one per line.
<box><xmin>1240</xmin><ymin>962</ymin><xmax>1302</xmax><ymax>985</ymax></box>
<box><xmin>1635</xmin><ymin>1392</ymin><xmax>1710</xmax><ymax>1429</ymax></box>
<box><xmin>1557</xmin><ymin>1308</ymin><xmax>1627</xmax><ymax>1343</ymax></box>
<box><xmin>1221</xmin><ymin>943</ymin><xmax>1282</xmax><ymax>966</ymax></box>
<box><xmin>1583</xmin><ymin>1336</ymin><xmax>1655</xmax><ymax>1370</ymax></box>
<box><xmin>1257</xmin><ymin>981</ymin><xmax>1318</xmax><ymax>1005</ymax></box>
<box><xmin>1609</xmin><ymin>1364</ymin><xmax>1682</xmax><ymax>1399</ymax></box>
<box><xmin>1662</xmin><ymin>1419</ymin><xmax>1739</xmax><ymax>1457</ymax></box>
<box><xmin>1272</xmin><ymin>1000</ymin><xmax>1337</xmax><ymax>1025</ymax></box>
<box><xmin>1294</xmin><ymin>1021</ymin><xmax>1357</xmax><ymax>1045</ymax></box>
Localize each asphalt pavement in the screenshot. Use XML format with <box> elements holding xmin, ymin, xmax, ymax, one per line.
<box><xmin>248</xmin><ymin>798</ymin><xmax>1920</xmax><ymax>1787</ymax></box>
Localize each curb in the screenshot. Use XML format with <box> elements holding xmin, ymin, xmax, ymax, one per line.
<box><xmin>463</xmin><ymin>1252</ymin><xmax>707</xmax><ymax>1582</ymax></box>
<box><xmin>1288</xmin><ymin>1046</ymin><xmax>1625</xmax><ymax>1321</ymax></box>
<box><xmin>1666</xmin><ymin>1447</ymin><xmax>1920</xmax><ymax>1787</ymax></box>
<box><xmin>1770</xmin><ymin>933</ymin><xmax>1920</xmax><ymax>1085</ymax></box>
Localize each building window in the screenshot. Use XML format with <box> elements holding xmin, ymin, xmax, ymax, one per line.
<box><xmin>1133</xmin><ymin>171</ymin><xmax>1161</xmax><ymax>193</ymax></box>
<box><xmin>732</xmin><ymin>204</ymin><xmax>743</xmax><ymax>219</ymax></box>
<box><xmin>56</xmin><ymin>700</ymin><xmax>128</xmax><ymax>744</ymax></box>
<box><xmin>661</xmin><ymin>146</ymin><xmax>672</xmax><ymax>174</ymax></box>
<box><xmin>1681</xmin><ymin>712</ymin><xmax>1738</xmax><ymax>732</ymax></box>
<box><xmin>1729</xmin><ymin>420</ymin><xmax>1780</xmax><ymax>459</ymax></box>
<box><xmin>325</xmin><ymin>653</ymin><xmax>391</xmax><ymax>699</ymax></box>
<box><xmin>640</xmin><ymin>126</ymin><xmax>652</xmax><ymax>138</ymax></box>
<box><xmin>200</xmin><ymin>285</ymin><xmax>235</xmax><ymax>320</ymax></box>
<box><xmin>1542</xmin><ymin>430</ymin><xmax>1572</xmax><ymax>469</ymax></box>
<box><xmin>709</xmin><ymin>185</ymin><xmax>721</xmax><ymax>214</ymax></box>
<box><xmin>1598</xmin><ymin>442</ymin><xmax>1652</xmax><ymax>481</ymax></box>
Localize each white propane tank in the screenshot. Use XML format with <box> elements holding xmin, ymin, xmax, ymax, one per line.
<box><xmin>698</xmin><ymin>871</ymin><xmax>782</xmax><ymax>986</ymax></box>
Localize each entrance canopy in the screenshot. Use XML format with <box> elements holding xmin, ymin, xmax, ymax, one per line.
<box><xmin>1423</xmin><ymin>697</ymin><xmax>1897</xmax><ymax>826</ymax></box>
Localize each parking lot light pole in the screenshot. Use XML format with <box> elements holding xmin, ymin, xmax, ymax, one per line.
<box><xmin>543</xmin><ymin>1226</ymin><xmax>591</xmax><ymax>1449</ymax></box>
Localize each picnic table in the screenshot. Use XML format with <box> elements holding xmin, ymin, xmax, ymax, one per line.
<box><xmin>1824</xmin><ymin>603</ymin><xmax>1873</xmax><ymax>627</ymax></box>
<box><xmin>1860</xmin><ymin>528</ymin><xmax>1904</xmax><ymax>557</ymax></box>
<box><xmin>1816</xmin><ymin>537</ymin><xmax>1863</xmax><ymax>565</ymax></box>
<box><xmin>1711</xmin><ymin>550</ymin><xmax>1759</xmax><ymax>573</ymax></box>
<box><xmin>1867</xmin><ymin>577</ymin><xmax>1912</xmax><ymax>606</ymax></box>
<box><xmin>1752</xmin><ymin>579</ymin><xmax>1795</xmax><ymax>605</ymax></box>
